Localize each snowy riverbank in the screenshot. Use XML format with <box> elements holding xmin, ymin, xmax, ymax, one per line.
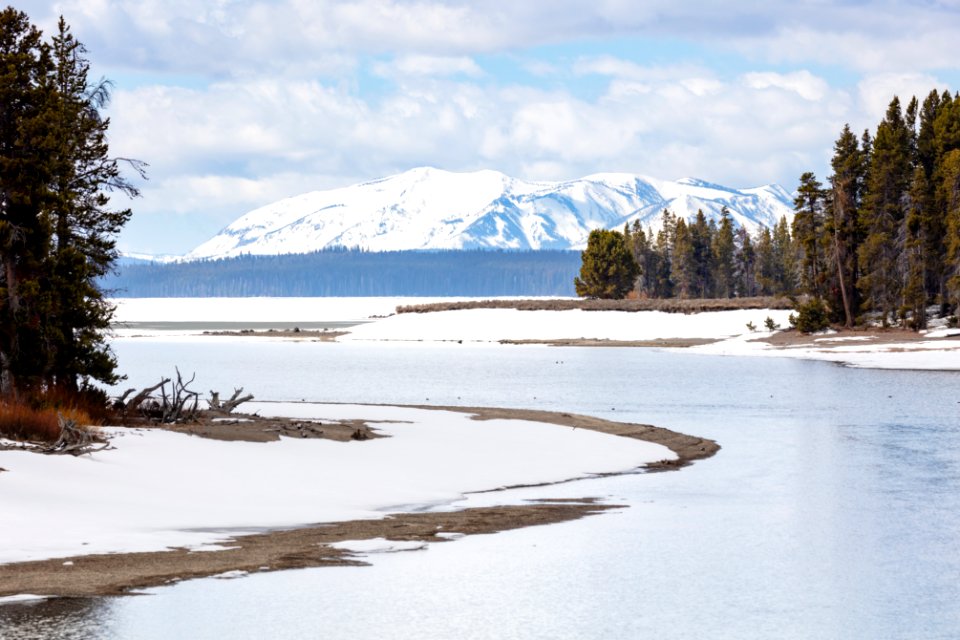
<box><xmin>0</xmin><ymin>403</ymin><xmax>674</xmax><ymax>565</ymax></box>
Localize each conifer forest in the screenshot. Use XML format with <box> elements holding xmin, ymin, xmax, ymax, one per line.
<box><xmin>610</xmin><ymin>90</ymin><xmax>960</xmax><ymax>330</ymax></box>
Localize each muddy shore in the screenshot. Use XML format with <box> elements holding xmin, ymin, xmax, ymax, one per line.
<box><xmin>0</xmin><ymin>405</ymin><xmax>717</xmax><ymax>598</ymax></box>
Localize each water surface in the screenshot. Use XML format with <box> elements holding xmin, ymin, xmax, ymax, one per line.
<box><xmin>3</xmin><ymin>340</ymin><xmax>958</xmax><ymax>639</ymax></box>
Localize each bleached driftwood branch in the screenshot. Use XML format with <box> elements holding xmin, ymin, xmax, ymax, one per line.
<box><xmin>208</xmin><ymin>387</ymin><xmax>254</xmax><ymax>413</ymax></box>
<box><xmin>41</xmin><ymin>414</ymin><xmax>110</xmax><ymax>456</ymax></box>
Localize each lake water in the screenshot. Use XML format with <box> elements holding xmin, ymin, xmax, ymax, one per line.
<box><xmin>2</xmin><ymin>338</ymin><xmax>959</xmax><ymax>639</ymax></box>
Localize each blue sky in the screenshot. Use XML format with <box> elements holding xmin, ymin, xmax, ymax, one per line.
<box><xmin>18</xmin><ymin>0</ymin><xmax>960</xmax><ymax>255</ymax></box>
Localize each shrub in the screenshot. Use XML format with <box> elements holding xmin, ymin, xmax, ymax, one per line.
<box><xmin>27</xmin><ymin>385</ymin><xmax>112</xmax><ymax>425</ymax></box>
<box><xmin>0</xmin><ymin>402</ymin><xmax>63</xmax><ymax>442</ymax></box>
<box><xmin>746</xmin><ymin>321</ymin><xmax>757</xmax><ymax>332</ymax></box>
<box><xmin>764</xmin><ymin>316</ymin><xmax>780</xmax><ymax>331</ymax></box>
<box><xmin>788</xmin><ymin>298</ymin><xmax>830</xmax><ymax>334</ymax></box>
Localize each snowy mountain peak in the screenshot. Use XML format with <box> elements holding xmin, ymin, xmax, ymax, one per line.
<box><xmin>185</xmin><ymin>168</ymin><xmax>795</xmax><ymax>260</ymax></box>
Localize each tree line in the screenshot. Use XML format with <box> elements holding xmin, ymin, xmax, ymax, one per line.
<box><xmin>0</xmin><ymin>8</ymin><xmax>138</xmax><ymax>400</ymax></box>
<box><xmin>106</xmin><ymin>249</ymin><xmax>583</xmax><ymax>297</ymax></box>
<box><xmin>578</xmin><ymin>88</ymin><xmax>960</xmax><ymax>329</ymax></box>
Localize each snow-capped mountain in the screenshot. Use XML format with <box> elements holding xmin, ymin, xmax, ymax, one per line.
<box><xmin>185</xmin><ymin>167</ymin><xmax>794</xmax><ymax>260</ymax></box>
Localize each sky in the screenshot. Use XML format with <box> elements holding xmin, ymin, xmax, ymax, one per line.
<box><xmin>17</xmin><ymin>0</ymin><xmax>960</xmax><ymax>255</ymax></box>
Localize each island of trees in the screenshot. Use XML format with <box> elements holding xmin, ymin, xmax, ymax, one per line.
<box><xmin>0</xmin><ymin>8</ymin><xmax>137</xmax><ymax>431</ymax></box>
<box><xmin>577</xmin><ymin>89</ymin><xmax>960</xmax><ymax>331</ymax></box>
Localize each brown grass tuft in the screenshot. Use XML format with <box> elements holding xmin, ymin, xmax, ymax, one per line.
<box><xmin>0</xmin><ymin>402</ymin><xmax>63</xmax><ymax>443</ymax></box>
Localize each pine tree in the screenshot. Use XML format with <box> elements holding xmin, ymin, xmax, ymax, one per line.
<box><xmin>859</xmin><ymin>97</ymin><xmax>913</xmax><ymax>325</ymax></box>
<box><xmin>754</xmin><ymin>226</ymin><xmax>777</xmax><ymax>295</ymax></box>
<box><xmin>772</xmin><ymin>216</ymin><xmax>797</xmax><ymax>294</ymax></box>
<box><xmin>0</xmin><ymin>11</ymin><xmax>139</xmax><ymax>399</ymax></box>
<box><xmin>689</xmin><ymin>210</ymin><xmax>714</xmax><ymax>297</ymax></box>
<box><xmin>793</xmin><ymin>172</ymin><xmax>827</xmax><ymax>299</ymax></box>
<box><xmin>932</xmin><ymin>91</ymin><xmax>960</xmax><ymax>309</ymax></box>
<box><xmin>671</xmin><ymin>218</ymin><xmax>696</xmax><ymax>298</ymax></box>
<box><xmin>733</xmin><ymin>226</ymin><xmax>756</xmax><ymax>297</ymax></box>
<box><xmin>712</xmin><ymin>207</ymin><xmax>735</xmax><ymax>298</ymax></box>
<box><xmin>940</xmin><ymin>149</ymin><xmax>960</xmax><ymax>308</ymax></box>
<box><xmin>902</xmin><ymin>166</ymin><xmax>929</xmax><ymax>328</ymax></box>
<box><xmin>826</xmin><ymin>124</ymin><xmax>866</xmax><ymax>326</ymax></box>
<box><xmin>652</xmin><ymin>209</ymin><xmax>675</xmax><ymax>297</ymax></box>
<box><xmin>0</xmin><ymin>8</ymin><xmax>54</xmax><ymax>397</ymax></box>
<box><xmin>574</xmin><ymin>229</ymin><xmax>638</xmax><ymax>299</ymax></box>
<box><xmin>44</xmin><ymin>18</ymin><xmax>142</xmax><ymax>390</ymax></box>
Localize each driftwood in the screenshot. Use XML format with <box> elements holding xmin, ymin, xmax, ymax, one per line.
<box><xmin>208</xmin><ymin>387</ymin><xmax>254</xmax><ymax>413</ymax></box>
<box><xmin>120</xmin><ymin>378</ymin><xmax>170</xmax><ymax>417</ymax></box>
<box><xmin>118</xmin><ymin>368</ymin><xmax>202</xmax><ymax>423</ymax></box>
<box><xmin>41</xmin><ymin>414</ymin><xmax>110</xmax><ymax>456</ymax></box>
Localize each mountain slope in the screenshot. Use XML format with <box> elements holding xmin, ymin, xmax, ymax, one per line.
<box><xmin>186</xmin><ymin>167</ymin><xmax>794</xmax><ymax>260</ymax></box>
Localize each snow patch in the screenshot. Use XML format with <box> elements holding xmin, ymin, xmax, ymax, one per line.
<box><xmin>0</xmin><ymin>595</ymin><xmax>51</xmax><ymax>605</ymax></box>
<box><xmin>330</xmin><ymin>538</ymin><xmax>428</xmax><ymax>554</ymax></box>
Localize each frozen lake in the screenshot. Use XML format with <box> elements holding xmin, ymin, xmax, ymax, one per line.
<box><xmin>2</xmin><ymin>302</ymin><xmax>959</xmax><ymax>639</ymax></box>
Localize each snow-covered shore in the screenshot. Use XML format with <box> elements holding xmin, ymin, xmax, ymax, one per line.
<box><xmin>339</xmin><ymin>307</ymin><xmax>960</xmax><ymax>370</ymax></box>
<box><xmin>0</xmin><ymin>403</ymin><xmax>673</xmax><ymax>565</ymax></box>
<box><xmin>110</xmin><ymin>297</ymin><xmax>960</xmax><ymax>370</ymax></box>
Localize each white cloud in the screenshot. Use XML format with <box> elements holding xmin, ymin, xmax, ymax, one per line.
<box><xmin>742</xmin><ymin>71</ymin><xmax>829</xmax><ymax>101</ymax></box>
<box><xmin>856</xmin><ymin>72</ymin><xmax>947</xmax><ymax>122</ymax></box>
<box><xmin>21</xmin><ymin>0</ymin><xmax>958</xmax><ymax>79</ymax></box>
<box><xmin>372</xmin><ymin>55</ymin><xmax>483</xmax><ymax>78</ymax></box>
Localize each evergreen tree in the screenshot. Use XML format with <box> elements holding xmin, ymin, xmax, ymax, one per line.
<box><xmin>772</xmin><ymin>216</ymin><xmax>797</xmax><ymax>294</ymax></box>
<box><xmin>671</xmin><ymin>218</ymin><xmax>696</xmax><ymax>298</ymax></box>
<box><xmin>0</xmin><ymin>10</ymin><xmax>138</xmax><ymax>398</ymax></box>
<box><xmin>859</xmin><ymin>97</ymin><xmax>913</xmax><ymax>325</ymax></box>
<box><xmin>689</xmin><ymin>210</ymin><xmax>714</xmax><ymax>297</ymax></box>
<box><xmin>574</xmin><ymin>229</ymin><xmax>638</xmax><ymax>299</ymax></box>
<box><xmin>652</xmin><ymin>210</ymin><xmax>676</xmax><ymax>297</ymax></box>
<box><xmin>826</xmin><ymin>124</ymin><xmax>866</xmax><ymax>326</ymax></box>
<box><xmin>902</xmin><ymin>166</ymin><xmax>929</xmax><ymax>328</ymax></box>
<box><xmin>940</xmin><ymin>149</ymin><xmax>960</xmax><ymax>308</ymax></box>
<box><xmin>754</xmin><ymin>226</ymin><xmax>777</xmax><ymax>295</ymax></box>
<box><xmin>793</xmin><ymin>172</ymin><xmax>827</xmax><ymax>299</ymax></box>
<box><xmin>733</xmin><ymin>226</ymin><xmax>757</xmax><ymax>297</ymax></box>
<box><xmin>44</xmin><ymin>18</ymin><xmax>142</xmax><ymax>389</ymax></box>
<box><xmin>0</xmin><ymin>8</ymin><xmax>53</xmax><ymax>397</ymax></box>
<box><xmin>712</xmin><ymin>207</ymin><xmax>735</xmax><ymax>298</ymax></box>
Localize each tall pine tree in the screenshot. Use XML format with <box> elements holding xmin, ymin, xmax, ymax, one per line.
<box><xmin>859</xmin><ymin>97</ymin><xmax>913</xmax><ymax>325</ymax></box>
<box><xmin>0</xmin><ymin>10</ymin><xmax>139</xmax><ymax>399</ymax></box>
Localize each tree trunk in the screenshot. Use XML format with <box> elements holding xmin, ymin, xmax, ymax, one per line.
<box><xmin>833</xmin><ymin>231</ymin><xmax>853</xmax><ymax>328</ymax></box>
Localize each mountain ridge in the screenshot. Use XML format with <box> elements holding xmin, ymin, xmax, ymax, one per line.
<box><xmin>183</xmin><ymin>167</ymin><xmax>795</xmax><ymax>261</ymax></box>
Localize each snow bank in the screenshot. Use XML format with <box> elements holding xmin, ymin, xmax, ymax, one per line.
<box><xmin>341</xmin><ymin>308</ymin><xmax>795</xmax><ymax>343</ymax></box>
<box><xmin>686</xmin><ymin>331</ymin><xmax>960</xmax><ymax>370</ymax></box>
<box><xmin>111</xmin><ymin>297</ymin><xmax>556</xmax><ymax>326</ymax></box>
<box><xmin>0</xmin><ymin>594</ymin><xmax>50</xmax><ymax>605</ymax></box>
<box><xmin>339</xmin><ymin>306</ymin><xmax>959</xmax><ymax>370</ymax></box>
<box><xmin>330</xmin><ymin>538</ymin><xmax>428</xmax><ymax>554</ymax></box>
<box><xmin>0</xmin><ymin>403</ymin><xmax>673</xmax><ymax>564</ymax></box>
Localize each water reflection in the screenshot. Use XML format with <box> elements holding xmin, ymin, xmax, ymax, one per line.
<box><xmin>0</xmin><ymin>597</ymin><xmax>112</xmax><ymax>639</ymax></box>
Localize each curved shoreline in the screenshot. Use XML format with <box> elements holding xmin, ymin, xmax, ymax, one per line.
<box><xmin>0</xmin><ymin>405</ymin><xmax>717</xmax><ymax>598</ymax></box>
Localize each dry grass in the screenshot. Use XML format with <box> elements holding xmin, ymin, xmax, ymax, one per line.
<box><xmin>0</xmin><ymin>403</ymin><xmax>64</xmax><ymax>443</ymax></box>
<box><xmin>0</xmin><ymin>386</ymin><xmax>106</xmax><ymax>443</ymax></box>
<box><xmin>396</xmin><ymin>296</ymin><xmax>793</xmax><ymax>315</ymax></box>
